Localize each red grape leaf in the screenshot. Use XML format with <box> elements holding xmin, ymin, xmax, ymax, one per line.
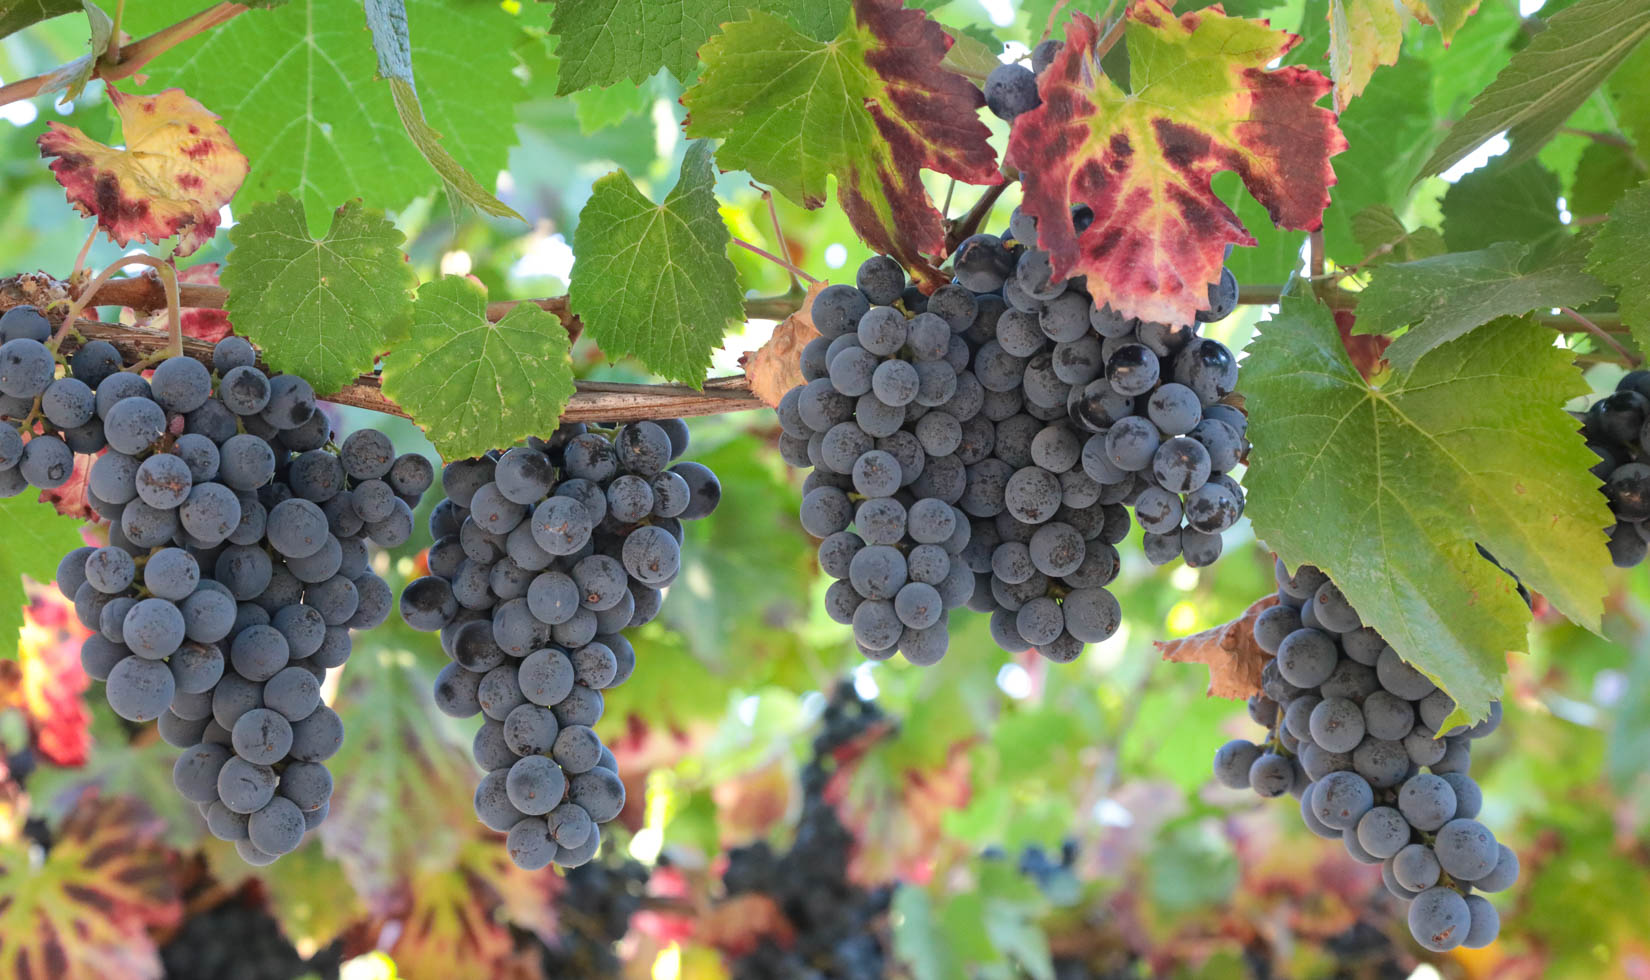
<box><xmin>0</xmin><ymin>790</ymin><xmax>181</xmax><ymax>979</ymax></box>
<box><xmin>684</xmin><ymin>0</ymin><xmax>1001</xmax><ymax>287</ymax></box>
<box><xmin>1007</xmin><ymin>2</ymin><xmax>1345</xmax><ymax>325</ymax></box>
<box><xmin>176</xmin><ymin>264</ymin><xmax>233</xmax><ymax>343</ymax></box>
<box><xmin>15</xmin><ymin>592</ymin><xmax>93</xmax><ymax>767</ymax></box>
<box><xmin>37</xmin><ymin>87</ymin><xmax>248</xmax><ymax>258</ymax></box>
<box><xmin>1158</xmin><ymin>594</ymin><xmax>1278</xmax><ymax>700</ymax></box>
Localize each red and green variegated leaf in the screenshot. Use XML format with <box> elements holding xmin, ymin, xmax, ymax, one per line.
<box><xmin>824</xmin><ymin>730</ymin><xmax>971</xmax><ymax>888</ymax></box>
<box><xmin>376</xmin><ymin>839</ymin><xmax>555</xmax><ymax>978</ymax></box>
<box><xmin>17</xmin><ymin>592</ymin><xmax>93</xmax><ymax>767</ymax></box>
<box><xmin>684</xmin><ymin>0</ymin><xmax>1001</xmax><ymax>286</ymax></box>
<box><xmin>36</xmin><ymin>88</ymin><xmax>247</xmax><ymax>258</ymax></box>
<box><xmin>0</xmin><ymin>790</ymin><xmax>181</xmax><ymax>980</ymax></box>
<box><xmin>1007</xmin><ymin>1</ymin><xmax>1344</xmax><ymax>325</ymax></box>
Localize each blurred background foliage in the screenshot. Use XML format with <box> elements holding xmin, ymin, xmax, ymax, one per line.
<box><xmin>1</xmin><ymin>0</ymin><xmax>1648</xmax><ymax>978</ymax></box>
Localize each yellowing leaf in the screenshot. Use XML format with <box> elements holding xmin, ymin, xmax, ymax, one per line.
<box><xmin>1328</xmin><ymin>0</ymin><xmax>1402</xmax><ymax>112</ymax></box>
<box><xmin>0</xmin><ymin>791</ymin><xmax>181</xmax><ymax>980</ymax></box>
<box><xmin>741</xmin><ymin>280</ymin><xmax>825</xmax><ymax>408</ymax></box>
<box><xmin>1007</xmin><ymin>2</ymin><xmax>1345</xmax><ymax>325</ymax></box>
<box><xmin>37</xmin><ymin>87</ymin><xmax>248</xmax><ymax>257</ymax></box>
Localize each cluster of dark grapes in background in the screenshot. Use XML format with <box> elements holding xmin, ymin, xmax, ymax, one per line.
<box><xmin>1583</xmin><ymin>370</ymin><xmax>1650</xmax><ymax>567</ymax></box>
<box><xmin>399</xmin><ymin>419</ymin><xmax>721</xmax><ymax>870</ymax></box>
<box><xmin>782</xmin><ymin>222</ymin><xmax>1245</xmax><ymax>664</ymax></box>
<box><xmin>1214</xmin><ymin>563</ymin><xmax>1517</xmax><ymax>952</ymax></box>
<box><xmin>0</xmin><ymin>303</ymin><xmax>433</xmax><ymax>864</ymax></box>
<box><xmin>160</xmin><ymin>887</ymin><xmax>342</xmax><ymax>980</ymax></box>
<box><xmin>721</xmin><ymin>680</ymin><xmax>892</xmax><ymax>980</ymax></box>
<box><xmin>532</xmin><ymin>857</ymin><xmax>653</xmax><ymax>977</ymax></box>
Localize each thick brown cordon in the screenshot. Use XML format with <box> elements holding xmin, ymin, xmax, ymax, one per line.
<box><xmin>2</xmin><ymin>274</ymin><xmax>1628</xmax><ymax>425</ymax></box>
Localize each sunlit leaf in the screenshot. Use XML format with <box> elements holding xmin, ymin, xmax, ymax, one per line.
<box><xmin>1007</xmin><ymin>1</ymin><xmax>1344</xmax><ymax>324</ymax></box>
<box><xmin>220</xmin><ymin>195</ymin><xmax>416</xmax><ymax>395</ymax></box>
<box><xmin>0</xmin><ymin>791</ymin><xmax>181</xmax><ymax>980</ymax></box>
<box><xmin>37</xmin><ymin>87</ymin><xmax>248</xmax><ymax>257</ymax></box>
<box><xmin>569</xmin><ymin>141</ymin><xmax>744</xmax><ymax>386</ymax></box>
<box><xmin>1244</xmin><ymin>296</ymin><xmax>1611</xmax><ymax>720</ymax></box>
<box><xmin>1327</xmin><ymin>0</ymin><xmax>1401</xmax><ymax>112</ymax></box>
<box><xmin>380</xmin><ymin>276</ymin><xmax>575</xmax><ymax>462</ymax></box>
<box><xmin>0</xmin><ymin>496</ymin><xmax>87</xmax><ymax>659</ymax></box>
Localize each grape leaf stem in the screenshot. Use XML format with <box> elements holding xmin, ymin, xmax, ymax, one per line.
<box><xmin>0</xmin><ymin>2</ymin><xmax>245</xmax><ymax>109</ymax></box>
<box><xmin>1560</xmin><ymin>306</ymin><xmax>1640</xmax><ymax>367</ymax></box>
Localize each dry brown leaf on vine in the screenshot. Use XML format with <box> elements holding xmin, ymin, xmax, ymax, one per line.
<box><xmin>38</xmin><ymin>87</ymin><xmax>248</xmax><ymax>257</ymax></box>
<box><xmin>1157</xmin><ymin>594</ymin><xmax>1278</xmax><ymax>700</ymax></box>
<box><xmin>741</xmin><ymin>280</ymin><xmax>826</xmax><ymax>409</ymax></box>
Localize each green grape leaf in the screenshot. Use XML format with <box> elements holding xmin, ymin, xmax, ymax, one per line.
<box><xmin>1244</xmin><ymin>296</ymin><xmax>1612</xmax><ymax>720</ymax></box>
<box><xmin>572</xmin><ymin>80</ymin><xmax>654</xmax><ymax>134</ymax></box>
<box><xmin>381</xmin><ymin>276</ymin><xmax>576</xmax><ymax>461</ymax></box>
<box><xmin>1568</xmin><ymin>143</ymin><xmax>1644</xmax><ymax>219</ymax></box>
<box><xmin>1419</xmin><ymin>0</ymin><xmax>1650</xmax><ymax>179</ymax></box>
<box><xmin>221</xmin><ymin>196</ymin><xmax>416</xmax><ymax>395</ymax></box>
<box><xmin>0</xmin><ymin>791</ymin><xmax>181</xmax><ymax>979</ymax></box>
<box><xmin>361</xmin><ymin>0</ymin><xmax>522</xmax><ymax>219</ymax></box>
<box><xmin>570</xmin><ymin>141</ymin><xmax>743</xmax><ymax>387</ymax></box>
<box><xmin>0</xmin><ymin>0</ymin><xmax>77</xmax><ymax>38</ymax></box>
<box><xmin>683</xmin><ymin>0</ymin><xmax>1001</xmax><ymax>285</ymax></box>
<box><xmin>1355</xmin><ymin>237</ymin><xmax>1606</xmax><ymax>370</ymax></box>
<box><xmin>133</xmin><ymin>0</ymin><xmax>526</xmax><ymax>230</ymax></box>
<box><xmin>1586</xmin><ymin>181</ymin><xmax>1650</xmax><ymax>357</ymax></box>
<box><xmin>34</xmin><ymin>1</ymin><xmax>114</xmax><ymax>104</ymax></box>
<box><xmin>1350</xmin><ymin>205</ymin><xmax>1446</xmax><ymax>269</ymax></box>
<box><xmin>1441</xmin><ymin>158</ymin><xmax>1564</xmax><ymax>254</ymax></box>
<box><xmin>1319</xmin><ymin>39</ymin><xmax>1439</xmax><ymax>266</ymax></box>
<box><xmin>550</xmin><ymin>0</ymin><xmax>850</xmax><ymax>93</ymax></box>
<box><xmin>0</xmin><ymin>496</ymin><xmax>86</xmax><ymax>656</ymax></box>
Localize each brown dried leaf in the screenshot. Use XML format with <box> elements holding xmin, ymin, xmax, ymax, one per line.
<box><xmin>741</xmin><ymin>280</ymin><xmax>825</xmax><ymax>409</ymax></box>
<box><xmin>1157</xmin><ymin>594</ymin><xmax>1278</xmax><ymax>700</ymax></box>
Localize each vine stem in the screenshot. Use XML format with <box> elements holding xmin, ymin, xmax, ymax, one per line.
<box><xmin>731</xmin><ymin>236</ymin><xmax>819</xmax><ymax>285</ymax></box>
<box><xmin>51</xmin><ymin>253</ymin><xmax>179</xmax><ymax>354</ymax></box>
<box><xmin>1561</xmin><ymin>306</ymin><xmax>1640</xmax><ymax>367</ymax></box>
<box><xmin>0</xmin><ymin>2</ymin><xmax>245</xmax><ymax>108</ymax></box>
<box><xmin>944</xmin><ymin>171</ymin><xmax>1017</xmax><ymax>254</ymax></box>
<box><xmin>752</xmin><ymin>183</ymin><xmax>801</xmax><ymax>294</ymax></box>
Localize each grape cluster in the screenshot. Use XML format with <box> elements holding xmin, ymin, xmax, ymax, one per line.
<box><xmin>30</xmin><ymin>324</ymin><xmax>433</xmax><ymax>864</ymax></box>
<box><xmin>1214</xmin><ymin>562</ymin><xmax>1517</xmax><ymax>952</ymax></box>
<box><xmin>721</xmin><ymin>681</ymin><xmax>891</xmax><ymax>980</ymax></box>
<box><xmin>160</xmin><ymin>891</ymin><xmax>340</xmax><ymax>980</ymax></box>
<box><xmin>782</xmin><ymin>235</ymin><xmax>1245</xmax><ymax>664</ymax></box>
<box><xmin>399</xmin><ymin>419</ymin><xmax>721</xmax><ymax>870</ymax></box>
<box><xmin>1582</xmin><ymin>370</ymin><xmax>1650</xmax><ymax>567</ymax></box>
<box><xmin>535</xmin><ymin>857</ymin><xmax>652</xmax><ymax>977</ymax></box>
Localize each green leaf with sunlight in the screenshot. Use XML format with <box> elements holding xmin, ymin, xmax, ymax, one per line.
<box><xmin>222</xmin><ymin>196</ymin><xmax>416</xmax><ymax>394</ymax></box>
<box><xmin>0</xmin><ymin>495</ymin><xmax>85</xmax><ymax>656</ymax></box>
<box><xmin>381</xmin><ymin>276</ymin><xmax>575</xmax><ymax>462</ymax></box>
<box><xmin>1355</xmin><ymin>237</ymin><xmax>1606</xmax><ymax>370</ymax></box>
<box><xmin>131</xmin><ymin>0</ymin><xmax>526</xmax><ymax>229</ymax></box>
<box><xmin>1585</xmin><ymin>181</ymin><xmax>1650</xmax><ymax>358</ymax></box>
<box><xmin>1244</xmin><ymin>296</ymin><xmax>1612</xmax><ymax>721</ymax></box>
<box><xmin>569</xmin><ymin>141</ymin><xmax>745</xmax><ymax>386</ymax></box>
<box><xmin>549</xmin><ymin>0</ymin><xmax>849</xmax><ymax>92</ymax></box>
<box><xmin>1419</xmin><ymin>0</ymin><xmax>1650</xmax><ymax>178</ymax></box>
